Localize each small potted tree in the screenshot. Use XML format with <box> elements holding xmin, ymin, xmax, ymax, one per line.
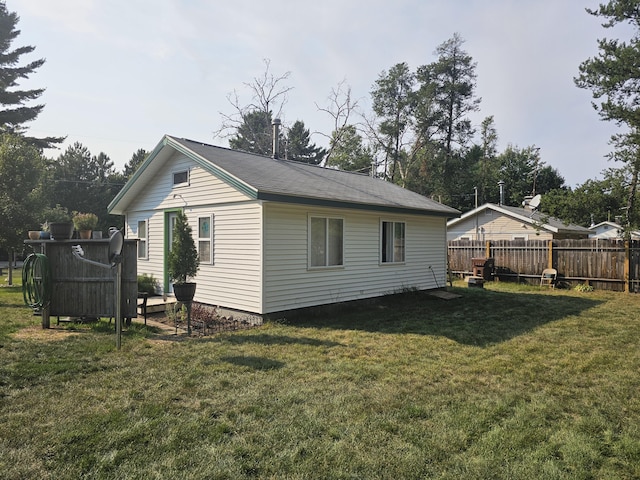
<box><xmin>73</xmin><ymin>212</ymin><xmax>98</xmax><ymax>239</ymax></box>
<box><xmin>167</xmin><ymin>211</ymin><xmax>200</xmax><ymax>302</ymax></box>
<box><xmin>43</xmin><ymin>204</ymin><xmax>73</xmax><ymax>240</ymax></box>
<box><xmin>167</xmin><ymin>211</ymin><xmax>200</xmax><ymax>335</ymax></box>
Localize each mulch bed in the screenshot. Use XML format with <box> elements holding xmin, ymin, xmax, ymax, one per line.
<box><xmin>149</xmin><ymin>305</ymin><xmax>261</xmax><ymax>336</ymax></box>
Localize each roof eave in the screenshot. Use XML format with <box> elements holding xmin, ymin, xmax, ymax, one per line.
<box><xmin>258</xmin><ymin>192</ymin><xmax>459</xmax><ymax>217</ymax></box>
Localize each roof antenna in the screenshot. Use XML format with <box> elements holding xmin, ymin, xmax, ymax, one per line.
<box><xmin>528</xmin><ymin>194</ymin><xmax>541</xmax><ymax>218</ymax></box>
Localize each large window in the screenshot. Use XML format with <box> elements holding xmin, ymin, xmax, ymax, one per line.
<box><xmin>381</xmin><ymin>221</ymin><xmax>405</xmax><ymax>263</ymax></box>
<box><xmin>309</xmin><ymin>216</ymin><xmax>344</xmax><ymax>268</ymax></box>
<box><xmin>198</xmin><ymin>215</ymin><xmax>213</xmax><ymax>264</ymax></box>
<box><xmin>137</xmin><ymin>219</ymin><xmax>148</xmax><ymax>259</ymax></box>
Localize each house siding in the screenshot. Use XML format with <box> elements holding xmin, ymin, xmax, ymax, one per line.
<box><xmin>447</xmin><ymin>211</ymin><xmax>553</xmax><ymax>241</ymax></box>
<box><xmin>262</xmin><ymin>203</ymin><xmax>447</xmax><ymax>313</ymax></box>
<box><xmin>125</xmin><ymin>152</ymin><xmax>263</xmax><ymax>312</ymax></box>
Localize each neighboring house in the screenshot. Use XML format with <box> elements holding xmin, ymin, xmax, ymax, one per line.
<box><xmin>588</xmin><ymin>221</ymin><xmax>640</xmax><ymax>240</ymax></box>
<box><xmin>108</xmin><ymin>135</ymin><xmax>460</xmax><ymax>315</ymax></box>
<box><xmin>447</xmin><ymin>202</ymin><xmax>590</xmax><ymax>241</ymax></box>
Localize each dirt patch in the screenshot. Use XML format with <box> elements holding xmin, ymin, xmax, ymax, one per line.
<box><xmin>12</xmin><ymin>325</ymin><xmax>86</xmax><ymax>341</ymax></box>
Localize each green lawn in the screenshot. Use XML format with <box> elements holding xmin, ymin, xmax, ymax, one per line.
<box><xmin>1</xmin><ymin>278</ymin><xmax>639</xmax><ymax>479</ymax></box>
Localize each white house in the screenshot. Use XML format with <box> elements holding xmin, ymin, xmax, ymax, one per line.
<box><xmin>588</xmin><ymin>221</ymin><xmax>640</xmax><ymax>240</ymax></box>
<box><xmin>447</xmin><ymin>203</ymin><xmax>589</xmax><ymax>241</ymax></box>
<box><xmin>108</xmin><ymin>135</ymin><xmax>460</xmax><ymax>315</ymax></box>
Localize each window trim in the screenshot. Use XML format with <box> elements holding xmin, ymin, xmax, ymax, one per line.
<box><xmin>380</xmin><ymin>219</ymin><xmax>406</xmax><ymax>265</ymax></box>
<box><xmin>197</xmin><ymin>214</ymin><xmax>214</xmax><ymax>265</ymax></box>
<box><xmin>172</xmin><ymin>169</ymin><xmax>190</xmax><ymax>188</ymax></box>
<box><xmin>308</xmin><ymin>215</ymin><xmax>345</xmax><ymax>269</ymax></box>
<box><xmin>137</xmin><ymin>219</ymin><xmax>148</xmax><ymax>260</ymax></box>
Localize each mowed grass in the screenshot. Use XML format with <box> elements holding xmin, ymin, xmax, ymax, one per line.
<box><xmin>1</xmin><ymin>277</ymin><xmax>640</xmax><ymax>479</ymax></box>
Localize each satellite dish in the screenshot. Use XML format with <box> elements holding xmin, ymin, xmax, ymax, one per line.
<box><xmin>529</xmin><ymin>194</ymin><xmax>542</xmax><ymax>210</ymax></box>
<box><xmin>108</xmin><ymin>229</ymin><xmax>124</xmax><ymax>266</ymax></box>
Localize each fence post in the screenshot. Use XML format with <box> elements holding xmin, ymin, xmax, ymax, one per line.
<box><xmin>548</xmin><ymin>241</ymin><xmax>553</xmax><ymax>270</ymax></box>
<box><xmin>625</xmin><ymin>240</ymin><xmax>630</xmax><ymax>293</ymax></box>
<box><xmin>485</xmin><ymin>241</ymin><xmax>491</xmax><ymax>259</ymax></box>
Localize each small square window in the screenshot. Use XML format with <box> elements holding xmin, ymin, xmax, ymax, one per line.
<box><xmin>173</xmin><ymin>170</ymin><xmax>189</xmax><ymax>186</ymax></box>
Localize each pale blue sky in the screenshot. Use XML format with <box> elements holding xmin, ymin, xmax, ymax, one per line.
<box><xmin>11</xmin><ymin>0</ymin><xmax>630</xmax><ymax>187</ymax></box>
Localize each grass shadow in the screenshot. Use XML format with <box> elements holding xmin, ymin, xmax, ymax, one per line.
<box><xmin>226</xmin><ymin>333</ymin><xmax>342</xmax><ymax>348</ymax></box>
<box><xmin>220</xmin><ymin>355</ymin><xmax>285</xmax><ymax>370</ymax></box>
<box><xmin>281</xmin><ymin>287</ymin><xmax>604</xmax><ymax>347</ymax></box>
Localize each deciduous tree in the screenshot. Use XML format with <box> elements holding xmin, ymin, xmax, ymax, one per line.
<box><xmin>0</xmin><ymin>133</ymin><xmax>45</xmax><ymax>250</ymax></box>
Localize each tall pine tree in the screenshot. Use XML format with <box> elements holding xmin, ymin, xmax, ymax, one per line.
<box><xmin>0</xmin><ymin>1</ymin><xmax>63</xmax><ymax>148</ymax></box>
<box><xmin>285</xmin><ymin>120</ymin><xmax>326</xmax><ymax>165</ymax></box>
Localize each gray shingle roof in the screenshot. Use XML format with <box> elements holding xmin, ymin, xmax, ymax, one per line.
<box><xmin>168</xmin><ymin>136</ymin><xmax>459</xmax><ymax>217</ymax></box>
<box><xmin>497</xmin><ymin>204</ymin><xmax>589</xmax><ymax>233</ymax></box>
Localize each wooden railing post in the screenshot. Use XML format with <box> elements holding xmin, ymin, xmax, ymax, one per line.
<box><xmin>486</xmin><ymin>241</ymin><xmax>491</xmax><ymax>258</ymax></box>
<box><xmin>625</xmin><ymin>240</ymin><xmax>630</xmax><ymax>293</ymax></box>
<box><xmin>548</xmin><ymin>241</ymin><xmax>553</xmax><ymax>270</ymax></box>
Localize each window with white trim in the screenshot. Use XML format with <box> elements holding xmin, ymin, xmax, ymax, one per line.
<box><xmin>137</xmin><ymin>219</ymin><xmax>148</xmax><ymax>259</ymax></box>
<box><xmin>172</xmin><ymin>169</ymin><xmax>189</xmax><ymax>187</ymax></box>
<box><xmin>309</xmin><ymin>216</ymin><xmax>344</xmax><ymax>268</ymax></box>
<box><xmin>381</xmin><ymin>220</ymin><xmax>405</xmax><ymax>263</ymax></box>
<box><xmin>198</xmin><ymin>215</ymin><xmax>213</xmax><ymax>264</ymax></box>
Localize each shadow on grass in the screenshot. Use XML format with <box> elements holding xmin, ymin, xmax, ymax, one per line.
<box><xmin>220</xmin><ymin>355</ymin><xmax>285</xmax><ymax>370</ymax></box>
<box><xmin>226</xmin><ymin>334</ymin><xmax>341</xmax><ymax>348</ymax></box>
<box><xmin>280</xmin><ymin>288</ymin><xmax>604</xmax><ymax>347</ymax></box>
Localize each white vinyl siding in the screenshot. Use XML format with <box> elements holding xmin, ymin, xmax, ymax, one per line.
<box><xmin>263</xmin><ymin>203</ymin><xmax>448</xmax><ymax>313</ymax></box>
<box><xmin>125</xmin><ymin>152</ymin><xmax>262</xmax><ymax>312</ymax></box>
<box><xmin>447</xmin><ymin>212</ymin><xmax>554</xmax><ymax>241</ymax></box>
<box><xmin>128</xmin><ymin>152</ymin><xmax>251</xmax><ymax>213</ymax></box>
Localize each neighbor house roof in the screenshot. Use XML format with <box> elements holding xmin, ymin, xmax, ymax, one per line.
<box><xmin>109</xmin><ymin>135</ymin><xmax>460</xmax><ymax>217</ymax></box>
<box><xmin>447</xmin><ymin>203</ymin><xmax>590</xmax><ymax>235</ymax></box>
<box><xmin>589</xmin><ymin>221</ymin><xmax>640</xmax><ymax>239</ymax></box>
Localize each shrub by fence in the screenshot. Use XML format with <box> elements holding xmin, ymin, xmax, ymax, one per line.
<box><xmin>448</xmin><ymin>239</ymin><xmax>640</xmax><ymax>292</ymax></box>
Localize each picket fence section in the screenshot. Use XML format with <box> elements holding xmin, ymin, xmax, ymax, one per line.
<box><xmin>448</xmin><ymin>239</ymin><xmax>640</xmax><ymax>292</ymax></box>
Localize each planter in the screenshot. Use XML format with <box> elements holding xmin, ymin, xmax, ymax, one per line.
<box><xmin>28</xmin><ymin>231</ymin><xmax>40</xmax><ymax>240</ymax></box>
<box><xmin>173</xmin><ymin>282</ymin><xmax>197</xmax><ymax>302</ymax></box>
<box><xmin>39</xmin><ymin>231</ymin><xmax>50</xmax><ymax>240</ymax></box>
<box><xmin>79</xmin><ymin>230</ymin><xmax>92</xmax><ymax>239</ymax></box>
<box><xmin>49</xmin><ymin>222</ymin><xmax>74</xmax><ymax>240</ymax></box>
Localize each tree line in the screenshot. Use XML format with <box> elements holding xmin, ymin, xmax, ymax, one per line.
<box><xmin>2</xmin><ymin>0</ymin><xmax>640</xmax><ymax>258</ymax></box>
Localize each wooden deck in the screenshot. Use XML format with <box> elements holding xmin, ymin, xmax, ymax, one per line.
<box><xmin>142</xmin><ymin>296</ymin><xmax>177</xmax><ymax>315</ymax></box>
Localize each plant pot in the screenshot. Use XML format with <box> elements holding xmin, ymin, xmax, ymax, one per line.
<box><xmin>28</xmin><ymin>231</ymin><xmax>40</xmax><ymax>240</ymax></box>
<box><xmin>49</xmin><ymin>222</ymin><xmax>74</xmax><ymax>240</ymax></box>
<box><xmin>39</xmin><ymin>231</ymin><xmax>50</xmax><ymax>239</ymax></box>
<box><xmin>173</xmin><ymin>282</ymin><xmax>197</xmax><ymax>302</ymax></box>
<box><xmin>79</xmin><ymin>230</ymin><xmax>92</xmax><ymax>239</ymax></box>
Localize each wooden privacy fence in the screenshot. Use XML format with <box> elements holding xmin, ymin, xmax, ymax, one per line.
<box><xmin>448</xmin><ymin>239</ymin><xmax>640</xmax><ymax>292</ymax></box>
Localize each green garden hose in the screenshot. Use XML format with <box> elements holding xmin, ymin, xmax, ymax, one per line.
<box><xmin>22</xmin><ymin>253</ymin><xmax>52</xmax><ymax>309</ymax></box>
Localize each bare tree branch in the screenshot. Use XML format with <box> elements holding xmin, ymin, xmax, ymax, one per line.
<box><xmin>213</xmin><ymin>59</ymin><xmax>293</xmax><ymax>141</ymax></box>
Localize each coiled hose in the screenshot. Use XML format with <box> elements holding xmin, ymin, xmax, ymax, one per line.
<box><xmin>22</xmin><ymin>253</ymin><xmax>52</xmax><ymax>309</ymax></box>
